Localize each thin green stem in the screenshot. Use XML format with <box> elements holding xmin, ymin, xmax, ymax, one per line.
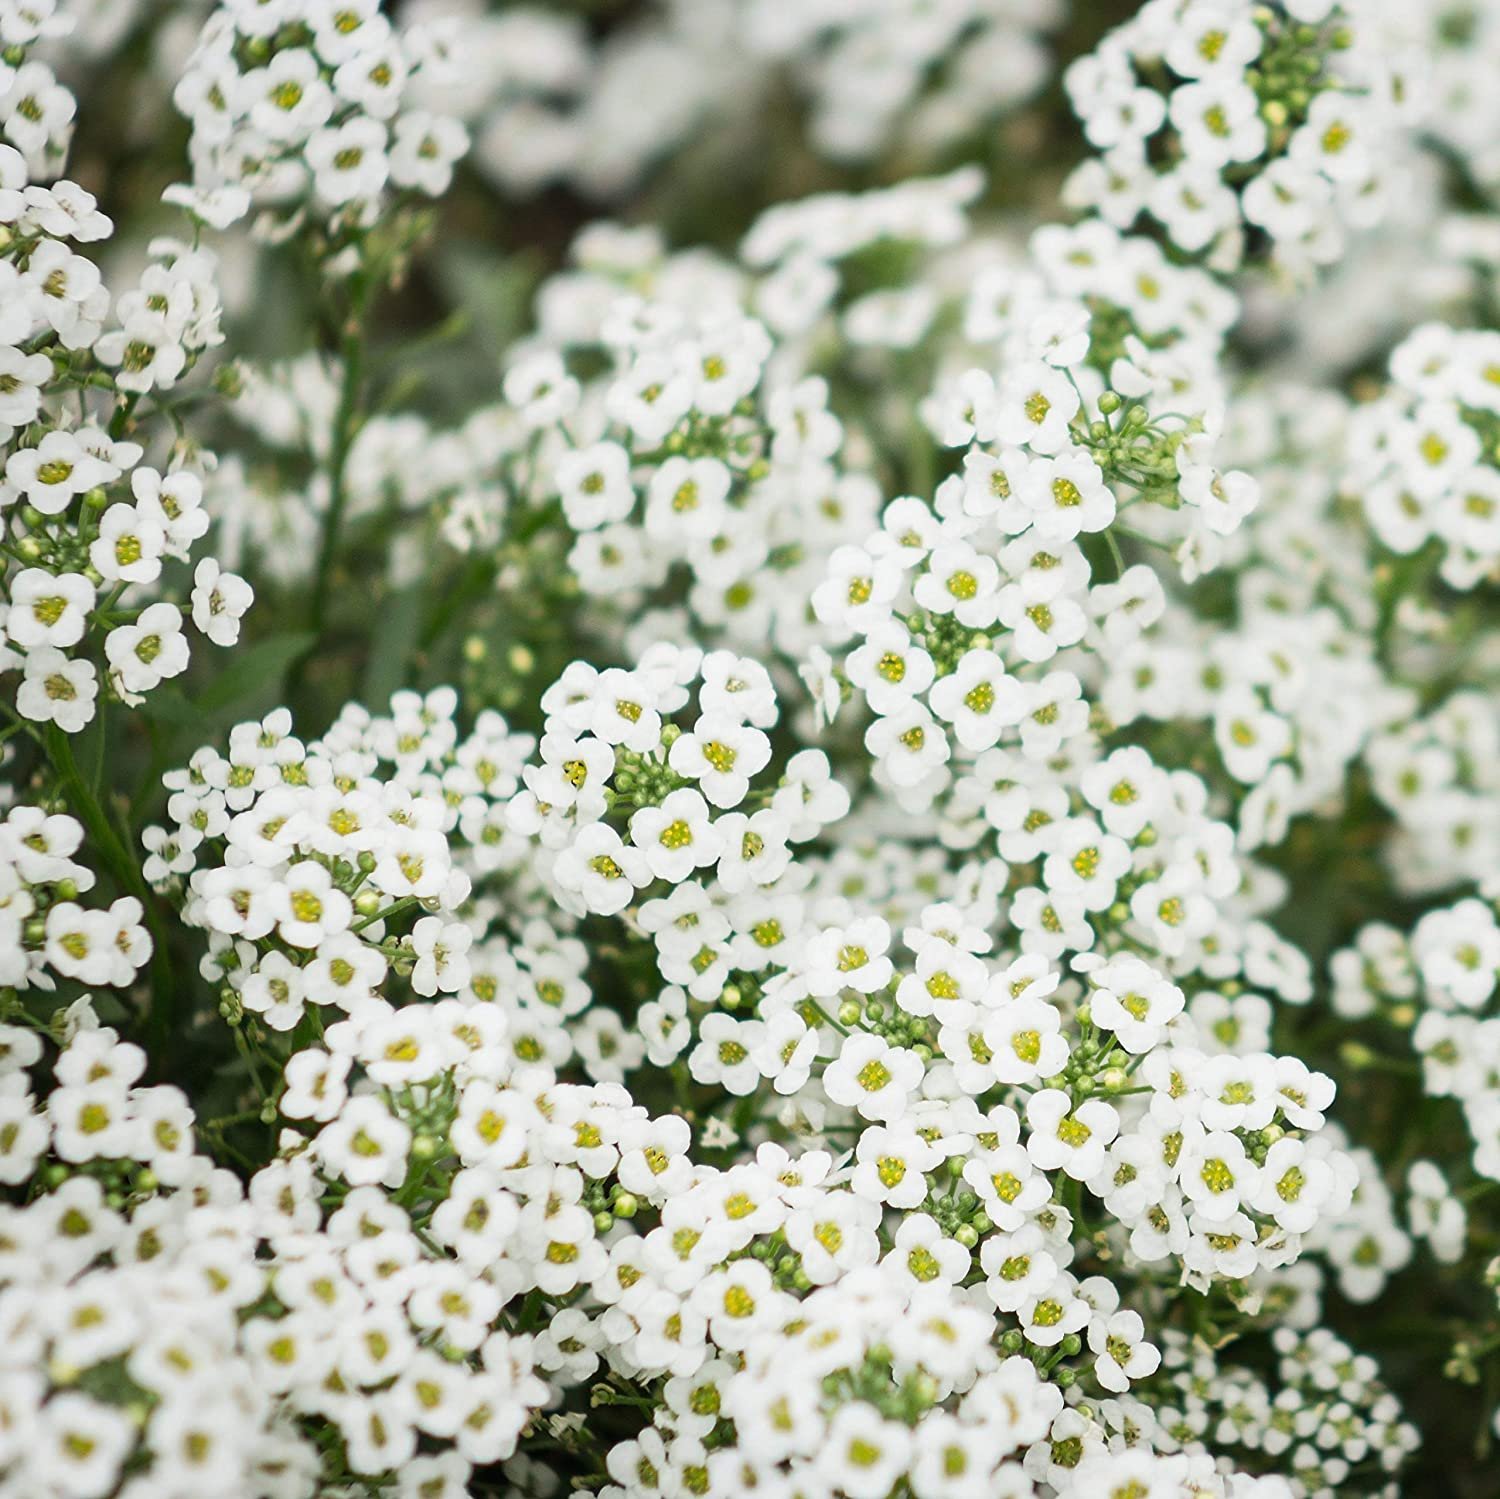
<box><xmin>288</xmin><ymin>281</ymin><xmax>374</xmax><ymax>714</ymax></box>
<box><xmin>308</xmin><ymin>319</ymin><xmax>368</xmax><ymax>643</ymax></box>
<box><xmin>44</xmin><ymin>723</ymin><xmax>179</xmax><ymax>1056</ymax></box>
<box><xmin>351</xmin><ymin>895</ymin><xmax>418</xmax><ymax>932</ymax></box>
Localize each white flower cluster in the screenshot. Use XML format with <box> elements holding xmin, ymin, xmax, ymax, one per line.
<box><xmin>462</xmin><ymin>0</ymin><xmax>1060</xmax><ymax>200</ymax></box>
<box><xmin>1153</xmin><ymin>1327</ymin><xmax>1419</xmax><ymax>1499</ymax></box>
<box><xmin>0</xmin><ymin>1010</ymin><xmax>551</xmax><ymax>1498</ymax></box>
<box><xmin>459</xmin><ymin>173</ymin><xmax>997</xmax><ymax>661</ymax></box>
<box><xmin>6</xmin><ymin>0</ymin><xmax>1496</xmax><ymax>1491</ymax></box>
<box><xmin>1063</xmin><ymin>0</ymin><xmax>1414</xmax><ymax>272</ymax></box>
<box><xmin>147</xmin><ymin>687</ymin><xmax>534</xmax><ymax>1034</ymax></box>
<box><xmin>812</xmin><ymin>219</ymin><xmax>1261</xmax><ymax>819</ymax></box>
<box><xmin>505</xmin><ymin>315</ymin><xmax>873</xmax><ymax>658</ymax></box>
<box><xmin>490</xmin><ymin>641</ymin><xmax>1365</xmax><ymax>1394</ymax></box>
<box><xmin>173</xmin><ymin>0</ymin><xmax>470</xmax><ymax>233</ymax></box>
<box><xmin>1084</xmin><ymin>383</ymin><xmax>1404</xmax><ymax>847</ymax></box>
<box><xmin>0</xmin><ymin>805</ymin><xmax>151</xmax><ymax>991</ymax></box>
<box><xmin>0</xmin><ymin>0</ymin><xmax>77</xmax><ymax>177</ymax></box>
<box><xmin>1363</xmin><ymin>691</ymin><xmax>1500</xmax><ymax>896</ymax></box>
<box><xmin>0</xmin><ymin>97</ymin><xmax>247</xmax><ymax>732</ymax></box>
<box><xmin>595</xmin><ymin>1280</ymin><xmax>1291</xmax><ymax>1499</ymax></box>
<box><xmin>1349</xmin><ymin>321</ymin><xmax>1500</xmax><ymax>590</ymax></box>
<box><xmin>1339</xmin><ymin>891</ymin><xmax>1500</xmax><ymax>1184</ymax></box>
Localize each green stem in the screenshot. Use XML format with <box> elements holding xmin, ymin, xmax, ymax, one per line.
<box><xmin>44</xmin><ymin>724</ymin><xmax>179</xmax><ymax>1057</ymax></box>
<box><xmin>289</xmin><ymin>287</ymin><xmax>373</xmax><ymax>713</ymax></box>
<box><xmin>309</xmin><ymin>321</ymin><xmax>367</xmax><ymax>642</ymax></box>
<box><xmin>351</xmin><ymin>895</ymin><xmax>418</xmax><ymax>932</ymax></box>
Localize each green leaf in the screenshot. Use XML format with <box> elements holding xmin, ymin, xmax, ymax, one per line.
<box><xmin>362</xmin><ymin>588</ymin><xmax>424</xmax><ymax>707</ymax></box>
<box><xmin>142</xmin><ymin>633</ymin><xmax>316</xmax><ymax>733</ymax></box>
<box><xmin>136</xmin><ymin>686</ymin><xmax>202</xmax><ymax>729</ymax></box>
<box><xmin>431</xmin><ymin>243</ymin><xmax>538</xmax><ymax>363</ymax></box>
<box><xmin>193</xmin><ymin>632</ymin><xmax>316</xmax><ymax>715</ymax></box>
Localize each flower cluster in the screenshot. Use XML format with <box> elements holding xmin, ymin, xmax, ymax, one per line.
<box><xmin>5</xmin><ymin>0</ymin><xmax>1500</xmax><ymax>1492</ymax></box>
<box><xmin>0</xmin><ymin>0</ymin><xmax>77</xmax><ymax>176</ymax></box>
<box><xmin>495</xmin><ymin>299</ymin><xmax>874</xmax><ymax>660</ymax></box>
<box><xmin>463</xmin><ymin>0</ymin><xmax>1060</xmax><ymax>200</ymax></box>
<box><xmin>1337</xmin><ymin>890</ymin><xmax>1500</xmax><ymax>1184</ymax></box>
<box><xmin>0</xmin><ymin>1008</ymin><xmax>551</xmax><ymax>1497</ymax></box>
<box><xmin>0</xmin><ymin>805</ymin><xmax>151</xmax><ymax>992</ymax></box>
<box><xmin>457</xmin><ymin>171</ymin><xmax>997</xmax><ymax>662</ymax></box>
<box><xmin>1086</xmin><ymin>382</ymin><xmax>1401</xmax><ymax>845</ymax></box>
<box><xmin>493</xmin><ymin>641</ymin><xmax>1367</xmax><ymax>1419</ymax></box>
<box><xmin>0</xmin><ymin>128</ymin><xmax>245</xmax><ymax>732</ymax></box>
<box><xmin>147</xmin><ymin>687</ymin><xmax>533</xmax><ymax>1035</ymax></box>
<box><xmin>173</xmin><ymin>0</ymin><xmax>469</xmax><ymax>235</ymax></box>
<box><xmin>1151</xmin><ymin>1327</ymin><xmax>1419</xmax><ymax>1498</ymax></box>
<box><xmin>1348</xmin><ymin>321</ymin><xmax>1500</xmax><ymax>589</ymax></box>
<box><xmin>1064</xmin><ymin>1</ymin><xmax>1412</xmax><ymax>272</ymax></box>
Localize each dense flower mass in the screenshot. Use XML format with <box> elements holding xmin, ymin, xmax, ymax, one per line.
<box><xmin>1</xmin><ymin>0</ymin><xmax>1498</xmax><ymax>1496</ymax></box>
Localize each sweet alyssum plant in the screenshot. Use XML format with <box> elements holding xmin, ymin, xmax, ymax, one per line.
<box><xmin>1</xmin><ymin>1</ymin><xmax>1498</xmax><ymax>1496</ymax></box>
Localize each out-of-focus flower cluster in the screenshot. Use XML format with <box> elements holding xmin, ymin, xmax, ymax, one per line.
<box><xmin>2</xmin><ymin>0</ymin><xmax>1500</xmax><ymax>1494</ymax></box>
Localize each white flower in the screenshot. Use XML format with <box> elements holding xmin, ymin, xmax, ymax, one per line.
<box><xmin>630</xmin><ymin>788</ymin><xmax>721</xmax><ymax>884</ymax></box>
<box><xmin>104</xmin><ymin>602</ymin><xmax>189</xmax><ymax>700</ymax></box>
<box><xmin>823</xmin><ymin>1032</ymin><xmax>923</xmax><ymax>1123</ymax></box>
<box><xmin>241</xmin><ymin>950</ymin><xmax>308</xmax><ymax>1031</ymax></box>
<box><xmin>1178</xmin><ymin>1129</ymin><xmax>1261</xmax><ymax>1223</ymax></box>
<box><xmin>390</xmin><ymin>112</ymin><xmax>469</xmax><ymax>197</ymax></box>
<box><xmin>17</xmin><ymin>647</ymin><xmax>96</xmax><ymax>732</ymax></box>
<box><xmin>816</xmin><ymin>1404</ymin><xmax>912</xmax><ymax>1499</ymax></box>
<box><xmin>556</xmin><ymin>441</ymin><xmax>634</xmax><ymax>530</ymax></box>
<box><xmin>913</xmin><ymin>542</ymin><xmax>1001</xmax><ymax>627</ymax></box>
<box><xmin>410</xmin><ymin>916</ymin><xmax>473</xmax><ymax>996</ymax></box>
<box><xmin>865</xmin><ymin>702</ymin><xmax>951</xmax><ymax>791</ymax></box>
<box><xmin>553</xmin><ymin>824</ymin><xmax>650</xmax><ymax>916</ymax></box>
<box><xmin>713</xmin><ymin>808</ymin><xmax>792</xmax><ymax>893</ymax></box>
<box><xmin>668</xmin><ymin>716</ymin><xmax>770</xmax><ymax>809</ymax></box>
<box><xmin>853</xmin><ymin>1123</ymin><xmax>940</xmax><ymax>1209</ymax></box>
<box><xmin>1170</xmin><ymin>78</ymin><xmax>1266</xmax><ymax>169</ymax></box>
<box><xmin>803</xmin><ymin>917</ymin><xmax>893</xmax><ymax>998</ymax></box>
<box><xmin>1026</xmin><ymin>1090</ymin><xmax>1119</xmax><ymax>1180</ymax></box>
<box><xmin>7</xmin><ymin>430</ymin><xmax>115</xmax><ymax>514</ymax></box>
<box><xmin>1088</xmin><ymin>1309</ymin><xmax>1160</xmax><ymax>1392</ymax></box>
<box><xmin>317</xmin><ymin>1095</ymin><xmax>410</xmax><ymax>1188</ymax></box>
<box><xmin>929</xmin><ymin>650</ymin><xmax>1024</xmax><ymax>752</ymax></box>
<box><xmin>847</xmin><ymin>623</ymin><xmax>935</xmax><ymax>716</ymax></box>
<box><xmin>993</xmin><ymin>365</ymin><xmax>1080</xmax><ymax>454</ymax></box>
<box><xmin>644</xmin><ymin>457</ymin><xmax>731</xmax><ymax>542</ymax></box>
<box><xmin>1089</xmin><ymin>955</ymin><xmax>1184</xmax><ymax>1053</ymax></box>
<box><xmin>268</xmin><ymin>861</ymin><xmax>353</xmax><ymax>950</ymax></box>
<box><xmin>242</xmin><ymin>48</ymin><xmax>333</xmax><ymax>142</ymax></box>
<box><xmin>91</xmin><ymin>505</ymin><xmax>165</xmax><ymax>585</ymax></box>
<box><xmin>983</xmin><ymin>997</ymin><xmax>1070</xmax><ymax>1086</ymax></box>
<box><xmin>689</xmin><ymin>1013</ymin><xmax>764</xmax><ymax>1096</ymax></box>
<box><xmin>35</xmin><ymin>1394</ymin><xmax>136</xmax><ymax>1499</ymax></box>
<box><xmin>5</xmin><ymin>568</ymin><xmax>94</xmax><ymax>650</ymax></box>
<box><xmin>190</xmin><ymin>558</ymin><xmax>254</xmax><ymax>647</ymax></box>
<box><xmin>981</xmin><ymin>1225</ymin><xmax>1059</xmax><ymax>1312</ymax></box>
